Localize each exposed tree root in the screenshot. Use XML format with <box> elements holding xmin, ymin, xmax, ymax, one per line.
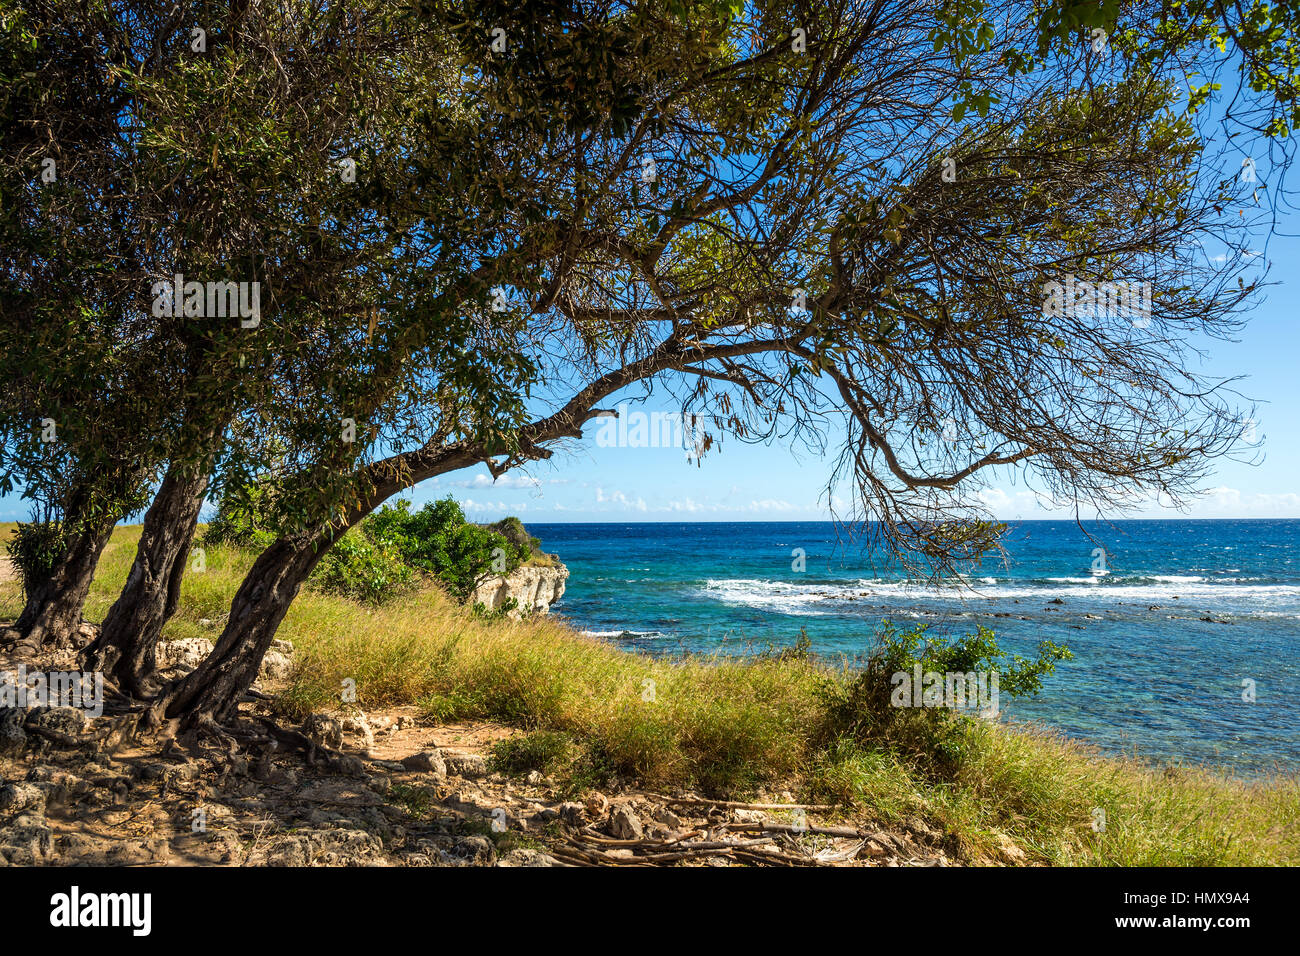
<box><xmin>253</xmin><ymin>716</ymin><xmax>366</xmax><ymax>776</ymax></box>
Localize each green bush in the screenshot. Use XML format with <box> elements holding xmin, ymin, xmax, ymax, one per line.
<box><xmin>5</xmin><ymin>519</ymin><xmax>65</xmax><ymax>602</ymax></box>
<box><xmin>202</xmin><ymin>480</ymin><xmax>279</xmax><ymax>549</ymax></box>
<box><xmin>308</xmin><ymin>530</ymin><xmax>415</xmax><ymax>606</ymax></box>
<box><xmin>489</xmin><ymin>516</ymin><xmax>541</xmax><ymax>557</ymax></box>
<box><xmin>365</xmin><ymin>497</ymin><xmax>529</xmax><ymax>601</ymax></box>
<box><xmin>818</xmin><ymin>623</ymin><xmax>1073</xmax><ymax>781</ymax></box>
<box><xmin>489</xmin><ymin>730</ymin><xmax>576</xmax><ymax>775</ymax></box>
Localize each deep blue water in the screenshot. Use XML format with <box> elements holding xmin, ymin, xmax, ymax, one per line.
<box><xmin>528</xmin><ymin>520</ymin><xmax>1300</xmax><ymax>775</ymax></box>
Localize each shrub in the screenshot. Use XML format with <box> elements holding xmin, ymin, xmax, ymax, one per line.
<box><xmin>365</xmin><ymin>497</ymin><xmax>528</xmax><ymax>601</ymax></box>
<box><xmin>202</xmin><ymin>480</ymin><xmax>279</xmax><ymax>549</ymax></box>
<box><xmin>308</xmin><ymin>530</ymin><xmax>415</xmax><ymax>606</ymax></box>
<box><xmin>5</xmin><ymin>518</ymin><xmax>65</xmax><ymax>602</ymax></box>
<box><xmin>490</xmin><ymin>730</ymin><xmax>576</xmax><ymax>775</ymax></box>
<box><xmin>436</xmin><ymin>519</ymin><xmax>522</xmax><ymax>600</ymax></box>
<box><xmin>489</xmin><ymin>516</ymin><xmax>540</xmax><ymax>558</ymax></box>
<box><xmin>817</xmin><ymin>623</ymin><xmax>1073</xmax><ymax>781</ymax></box>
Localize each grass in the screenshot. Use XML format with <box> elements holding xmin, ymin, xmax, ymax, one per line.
<box><xmin>2</xmin><ymin>522</ymin><xmax>1297</xmax><ymax>865</ymax></box>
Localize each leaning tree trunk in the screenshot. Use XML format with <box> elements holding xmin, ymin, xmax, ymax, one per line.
<box><xmin>147</xmin><ymin>532</ymin><xmax>330</xmax><ymax>733</ymax></box>
<box><xmin>147</xmin><ymin>446</ymin><xmax>482</xmax><ymax>734</ymax></box>
<box><xmin>85</xmin><ymin>464</ymin><xmax>209</xmax><ymax>697</ymax></box>
<box><xmin>12</xmin><ymin>521</ymin><xmax>115</xmax><ymax>653</ymax></box>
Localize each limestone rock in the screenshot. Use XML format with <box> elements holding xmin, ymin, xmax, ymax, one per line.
<box><xmin>0</xmin><ymin>782</ymin><xmax>46</xmax><ymax>816</ymax></box>
<box><xmin>0</xmin><ymin>815</ymin><xmax>54</xmax><ymax>863</ymax></box>
<box><xmin>258</xmin><ymin>651</ymin><xmax>293</xmax><ymax>681</ymax></box>
<box><xmin>651</xmin><ymin>806</ymin><xmax>683</xmax><ymax>828</ymax></box>
<box><xmin>469</xmin><ymin>563</ymin><xmax>569</xmax><ymax>619</ymax></box>
<box><xmin>609</xmin><ymin>805</ymin><xmax>643</xmax><ymax>840</ymax></box>
<box><xmin>447</xmin><ymin>834</ymin><xmax>495</xmax><ymax>865</ymax></box>
<box><xmin>340</xmin><ymin>714</ymin><xmax>375</xmax><ymax>751</ymax></box>
<box><xmin>261</xmin><ymin>828</ymin><xmax>385</xmax><ymax>867</ymax></box>
<box><xmin>496</xmin><ymin>848</ymin><xmax>556</xmax><ymax>867</ymax></box>
<box><xmin>401</xmin><ymin>750</ymin><xmax>446</xmax><ymax>775</ymax></box>
<box><xmin>156</xmin><ymin>637</ymin><xmax>215</xmax><ymax>672</ymax></box>
<box><xmin>0</xmin><ymin>709</ymin><xmax>27</xmax><ymax>755</ymax></box>
<box><xmin>24</xmin><ymin>707</ymin><xmax>87</xmax><ymax>737</ymax></box>
<box><xmin>444</xmin><ymin>752</ymin><xmax>487</xmax><ymax>779</ymax></box>
<box><xmin>302</xmin><ymin>714</ymin><xmax>343</xmax><ymax>750</ymax></box>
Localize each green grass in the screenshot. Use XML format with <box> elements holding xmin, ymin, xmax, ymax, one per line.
<box><xmin>2</xmin><ymin>523</ymin><xmax>1297</xmax><ymax>865</ymax></box>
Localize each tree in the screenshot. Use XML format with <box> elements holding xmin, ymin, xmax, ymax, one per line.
<box><xmin>0</xmin><ymin>0</ymin><xmax>175</xmax><ymax>649</ymax></box>
<box><xmin>5</xmin><ymin>0</ymin><xmax>1287</xmax><ymax>738</ymax></box>
<box><xmin>2</xmin><ymin>0</ymin><xmax>531</xmax><ymax>682</ymax></box>
<box><xmin>146</xmin><ymin>0</ymin><xmax>1265</xmax><ymax>734</ymax></box>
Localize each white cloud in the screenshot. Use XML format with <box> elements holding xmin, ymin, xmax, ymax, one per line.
<box><xmin>595</xmin><ymin>487</ymin><xmax>647</xmax><ymax>511</ymax></box>
<box><xmin>1192</xmin><ymin>488</ymin><xmax>1300</xmax><ymax>516</ymax></box>
<box><xmin>971</xmin><ymin>484</ymin><xmax>1300</xmax><ymax>519</ymax></box>
<box><xmin>747</xmin><ymin>498</ymin><xmax>795</xmax><ymax>512</ymax></box>
<box><xmin>461</xmin><ymin>498</ymin><xmax>523</xmax><ymax>513</ymax></box>
<box><xmin>977</xmin><ymin>487</ymin><xmax>1013</xmax><ymax>512</ymax></box>
<box><xmin>664</xmin><ymin>496</ymin><xmax>707</xmax><ymax>513</ymax></box>
<box><xmin>1208</xmin><ymin>486</ymin><xmax>1243</xmax><ymax>509</ymax></box>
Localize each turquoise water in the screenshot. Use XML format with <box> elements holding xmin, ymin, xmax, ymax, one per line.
<box><xmin>530</xmin><ymin>519</ymin><xmax>1300</xmax><ymax>775</ymax></box>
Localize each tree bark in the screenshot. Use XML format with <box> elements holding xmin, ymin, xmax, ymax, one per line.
<box><xmin>148</xmin><ymin>533</ymin><xmax>329</xmax><ymax>732</ymax></box>
<box><xmin>85</xmin><ymin>463</ymin><xmax>209</xmax><ymax>697</ymax></box>
<box><xmin>12</xmin><ymin>520</ymin><xmax>115</xmax><ymax>652</ymax></box>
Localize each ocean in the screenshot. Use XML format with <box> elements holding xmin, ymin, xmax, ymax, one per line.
<box><xmin>528</xmin><ymin>519</ymin><xmax>1300</xmax><ymax>775</ymax></box>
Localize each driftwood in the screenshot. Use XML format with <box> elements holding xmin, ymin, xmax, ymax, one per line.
<box><xmin>731</xmin><ymin>846</ymin><xmax>825</xmax><ymax>867</ymax></box>
<box><xmin>559</xmin><ymin>844</ymin><xmax>766</xmax><ymax>866</ymax></box>
<box><xmin>576</xmin><ymin>829</ymin><xmax>703</xmax><ymax>847</ymax></box>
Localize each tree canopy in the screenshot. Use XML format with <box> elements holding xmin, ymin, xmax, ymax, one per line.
<box><xmin>0</xmin><ymin>0</ymin><xmax>1291</xmax><ymax>730</ymax></box>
